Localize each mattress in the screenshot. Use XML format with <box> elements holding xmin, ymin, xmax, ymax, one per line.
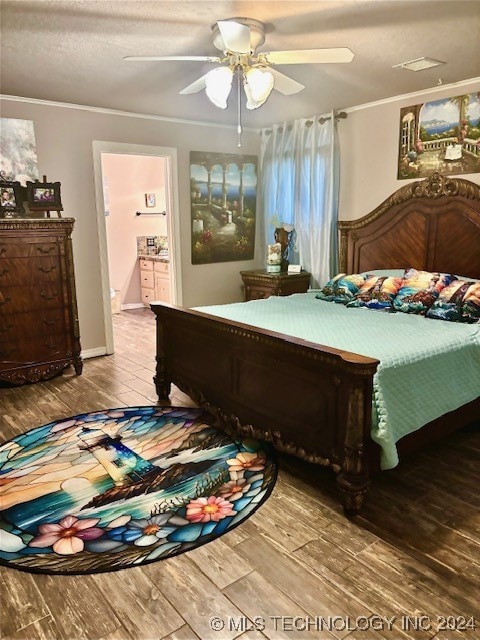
<box><xmin>195</xmin><ymin>292</ymin><xmax>480</xmax><ymax>469</ymax></box>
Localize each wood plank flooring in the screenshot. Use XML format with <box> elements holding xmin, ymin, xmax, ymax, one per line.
<box><xmin>1</xmin><ymin>308</ymin><xmax>479</xmax><ymax>640</ymax></box>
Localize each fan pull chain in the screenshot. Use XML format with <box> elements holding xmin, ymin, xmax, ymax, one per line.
<box><xmin>237</xmin><ymin>68</ymin><xmax>242</xmax><ymax>148</ymax></box>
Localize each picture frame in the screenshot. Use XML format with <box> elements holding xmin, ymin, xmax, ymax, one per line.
<box><xmin>190</xmin><ymin>151</ymin><xmax>257</xmax><ymax>264</ymax></box>
<box><xmin>397</xmin><ymin>91</ymin><xmax>480</xmax><ymax>180</ymax></box>
<box><xmin>26</xmin><ymin>180</ymin><xmax>63</xmax><ymax>212</ymax></box>
<box><xmin>0</xmin><ymin>180</ymin><xmax>25</xmax><ymax>218</ymax></box>
<box><xmin>145</xmin><ymin>193</ymin><xmax>156</xmax><ymax>208</ymax></box>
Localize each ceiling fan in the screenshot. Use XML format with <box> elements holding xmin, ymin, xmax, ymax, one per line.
<box><xmin>124</xmin><ymin>17</ymin><xmax>354</xmax><ymax>110</ymax></box>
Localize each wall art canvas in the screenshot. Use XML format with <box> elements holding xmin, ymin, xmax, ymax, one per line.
<box><xmin>190</xmin><ymin>151</ymin><xmax>257</xmax><ymax>264</ymax></box>
<box><xmin>0</xmin><ymin>118</ymin><xmax>39</xmax><ymax>184</ymax></box>
<box><xmin>398</xmin><ymin>92</ymin><xmax>480</xmax><ymax>180</ymax></box>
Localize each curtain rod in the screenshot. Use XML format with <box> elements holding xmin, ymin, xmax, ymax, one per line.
<box><xmin>261</xmin><ymin>111</ymin><xmax>347</xmax><ymax>135</ymax></box>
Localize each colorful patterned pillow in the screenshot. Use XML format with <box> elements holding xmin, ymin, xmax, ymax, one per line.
<box><xmin>316</xmin><ymin>273</ymin><xmax>366</xmax><ymax>304</ymax></box>
<box><xmin>347</xmin><ymin>275</ymin><xmax>403</xmax><ymax>311</ymax></box>
<box><xmin>463</xmin><ymin>283</ymin><xmax>480</xmax><ymax>323</ymax></box>
<box><xmin>426</xmin><ymin>281</ymin><xmax>479</xmax><ymax>323</ymax></box>
<box><xmin>393</xmin><ymin>268</ymin><xmax>453</xmax><ymax>314</ymax></box>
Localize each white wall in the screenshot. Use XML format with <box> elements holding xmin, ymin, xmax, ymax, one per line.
<box><xmin>102</xmin><ymin>153</ymin><xmax>167</xmax><ymax>305</ymax></box>
<box><xmin>338</xmin><ymin>79</ymin><xmax>480</xmax><ymax>222</ymax></box>
<box><xmin>0</xmin><ymin>98</ymin><xmax>261</xmax><ymax>354</ymax></box>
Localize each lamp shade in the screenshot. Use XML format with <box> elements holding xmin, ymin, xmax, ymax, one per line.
<box><xmin>244</xmin><ymin>67</ymin><xmax>275</xmax><ymax>110</ymax></box>
<box><xmin>205</xmin><ymin>66</ymin><xmax>234</xmax><ymax>109</ymax></box>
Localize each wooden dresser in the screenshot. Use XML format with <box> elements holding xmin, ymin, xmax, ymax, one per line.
<box><xmin>139</xmin><ymin>257</ymin><xmax>170</xmax><ymax>306</ymax></box>
<box><xmin>0</xmin><ymin>219</ymin><xmax>83</xmax><ymax>385</ymax></box>
<box><xmin>240</xmin><ymin>269</ymin><xmax>311</xmax><ymax>301</ymax></box>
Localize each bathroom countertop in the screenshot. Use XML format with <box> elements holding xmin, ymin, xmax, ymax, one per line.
<box><xmin>138</xmin><ymin>254</ymin><xmax>169</xmax><ymax>263</ymax></box>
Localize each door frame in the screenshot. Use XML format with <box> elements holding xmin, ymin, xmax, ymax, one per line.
<box><xmin>92</xmin><ymin>141</ymin><xmax>182</xmax><ymax>354</ymax></box>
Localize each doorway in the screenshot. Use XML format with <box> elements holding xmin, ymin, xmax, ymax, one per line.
<box><xmin>92</xmin><ymin>141</ymin><xmax>182</xmax><ymax>354</ymax></box>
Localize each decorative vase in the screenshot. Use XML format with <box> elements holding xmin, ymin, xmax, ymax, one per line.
<box><xmin>266</xmin><ymin>243</ymin><xmax>282</xmax><ymax>273</ymax></box>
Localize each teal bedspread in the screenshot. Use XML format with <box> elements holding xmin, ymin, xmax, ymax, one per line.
<box><xmin>195</xmin><ymin>293</ymin><xmax>480</xmax><ymax>469</ymax></box>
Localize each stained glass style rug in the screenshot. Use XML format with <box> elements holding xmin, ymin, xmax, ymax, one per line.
<box><xmin>0</xmin><ymin>406</ymin><xmax>277</xmax><ymax>575</ymax></box>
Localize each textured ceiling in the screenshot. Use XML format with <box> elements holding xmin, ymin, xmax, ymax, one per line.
<box><xmin>1</xmin><ymin>0</ymin><xmax>479</xmax><ymax>129</ymax></box>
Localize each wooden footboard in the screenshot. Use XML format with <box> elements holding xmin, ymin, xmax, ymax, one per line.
<box><xmin>151</xmin><ymin>302</ymin><xmax>379</xmax><ymax>514</ymax></box>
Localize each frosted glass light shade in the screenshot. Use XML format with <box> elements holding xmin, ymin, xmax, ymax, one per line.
<box><xmin>205</xmin><ymin>66</ymin><xmax>234</xmax><ymax>109</ymax></box>
<box><xmin>244</xmin><ymin>67</ymin><xmax>274</xmax><ymax>109</ymax></box>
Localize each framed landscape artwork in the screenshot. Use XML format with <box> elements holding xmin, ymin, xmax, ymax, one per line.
<box><xmin>190</xmin><ymin>151</ymin><xmax>257</xmax><ymax>264</ymax></box>
<box><xmin>398</xmin><ymin>91</ymin><xmax>480</xmax><ymax>180</ymax></box>
<box><xmin>0</xmin><ymin>118</ymin><xmax>39</xmax><ymax>184</ymax></box>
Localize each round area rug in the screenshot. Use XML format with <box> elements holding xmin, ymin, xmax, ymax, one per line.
<box><xmin>0</xmin><ymin>406</ymin><xmax>277</xmax><ymax>574</ymax></box>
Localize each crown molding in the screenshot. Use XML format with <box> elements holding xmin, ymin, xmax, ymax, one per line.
<box><xmin>0</xmin><ymin>94</ymin><xmax>257</xmax><ymax>132</ymax></box>
<box><xmin>342</xmin><ymin>77</ymin><xmax>480</xmax><ymax>115</ymax></box>
<box><xmin>257</xmin><ymin>77</ymin><xmax>480</xmax><ymax>133</ymax></box>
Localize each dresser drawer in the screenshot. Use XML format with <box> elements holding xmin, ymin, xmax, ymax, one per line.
<box><xmin>0</xmin><ymin>309</ymin><xmax>67</xmax><ymax>343</ymax></box>
<box><xmin>0</xmin><ymin>334</ymin><xmax>69</xmax><ymax>366</ymax></box>
<box><xmin>0</xmin><ymin>256</ymin><xmax>63</xmax><ymax>287</ymax></box>
<box><xmin>140</xmin><ymin>270</ymin><xmax>154</xmax><ymax>289</ymax></box>
<box><xmin>0</xmin><ymin>241</ymin><xmax>60</xmax><ymax>259</ymax></box>
<box><xmin>139</xmin><ymin>259</ymin><xmax>154</xmax><ymax>271</ymax></box>
<box><xmin>0</xmin><ymin>285</ymin><xmax>66</xmax><ymax>314</ymax></box>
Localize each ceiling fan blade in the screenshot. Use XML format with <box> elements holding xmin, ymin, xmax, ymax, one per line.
<box><xmin>217</xmin><ymin>20</ymin><xmax>251</xmax><ymax>53</ymax></box>
<box><xmin>179</xmin><ymin>73</ymin><xmax>211</xmax><ymax>95</ymax></box>
<box><xmin>264</xmin><ymin>48</ymin><xmax>354</xmax><ymax>65</ymax></box>
<box><xmin>268</xmin><ymin>68</ymin><xmax>305</xmax><ymax>95</ymax></box>
<box><xmin>124</xmin><ymin>55</ymin><xmax>221</xmax><ymax>62</ymax></box>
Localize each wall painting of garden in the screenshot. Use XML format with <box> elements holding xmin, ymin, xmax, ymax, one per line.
<box><xmin>190</xmin><ymin>151</ymin><xmax>257</xmax><ymax>264</ymax></box>
<box><xmin>398</xmin><ymin>92</ymin><xmax>480</xmax><ymax>180</ymax></box>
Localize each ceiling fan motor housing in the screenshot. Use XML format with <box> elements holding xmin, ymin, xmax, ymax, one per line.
<box><xmin>212</xmin><ymin>17</ymin><xmax>266</xmax><ymax>53</ymax></box>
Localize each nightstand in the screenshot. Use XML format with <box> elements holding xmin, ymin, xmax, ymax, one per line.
<box><xmin>240</xmin><ymin>269</ymin><xmax>311</xmax><ymax>301</ymax></box>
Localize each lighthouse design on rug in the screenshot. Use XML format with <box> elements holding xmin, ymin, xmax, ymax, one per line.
<box><xmin>78</xmin><ymin>426</ymin><xmax>158</xmax><ymax>487</ymax></box>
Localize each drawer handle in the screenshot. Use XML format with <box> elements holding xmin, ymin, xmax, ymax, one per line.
<box><xmin>0</xmin><ymin>296</ymin><xmax>11</xmax><ymax>306</ymax></box>
<box><xmin>43</xmin><ymin>318</ymin><xmax>58</xmax><ymax>326</ymax></box>
<box><xmin>39</xmin><ymin>266</ymin><xmax>56</xmax><ymax>273</ymax></box>
<box><xmin>0</xmin><ymin>247</ymin><xmax>6</xmax><ymax>255</ymax></box>
<box><xmin>45</xmin><ymin>343</ymin><xmax>58</xmax><ymax>350</ymax></box>
<box><xmin>40</xmin><ymin>291</ymin><xmax>58</xmax><ymax>300</ymax></box>
<box><xmin>0</xmin><ymin>323</ymin><xmax>13</xmax><ymax>332</ymax></box>
<box><xmin>0</xmin><ymin>268</ymin><xmax>9</xmax><ymax>277</ymax></box>
<box><xmin>37</xmin><ymin>245</ymin><xmax>55</xmax><ymax>254</ymax></box>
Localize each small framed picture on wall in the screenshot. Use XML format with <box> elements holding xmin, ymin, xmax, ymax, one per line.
<box><xmin>145</xmin><ymin>193</ymin><xmax>156</xmax><ymax>208</ymax></box>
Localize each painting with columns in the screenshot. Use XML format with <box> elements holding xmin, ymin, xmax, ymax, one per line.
<box><xmin>398</xmin><ymin>92</ymin><xmax>480</xmax><ymax>180</ymax></box>
<box><xmin>190</xmin><ymin>151</ymin><xmax>257</xmax><ymax>264</ymax></box>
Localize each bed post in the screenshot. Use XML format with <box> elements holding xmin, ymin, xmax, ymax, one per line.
<box><xmin>153</xmin><ymin>307</ymin><xmax>171</xmax><ymax>402</ymax></box>
<box><xmin>336</xmin><ymin>383</ymin><xmax>372</xmax><ymax>515</ymax></box>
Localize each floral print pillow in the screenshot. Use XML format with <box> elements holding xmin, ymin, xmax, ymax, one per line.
<box><xmin>316</xmin><ymin>273</ymin><xmax>367</xmax><ymax>304</ymax></box>
<box><xmin>393</xmin><ymin>268</ymin><xmax>453</xmax><ymax>315</ymax></box>
<box><xmin>427</xmin><ymin>280</ymin><xmax>480</xmax><ymax>323</ymax></box>
<box><xmin>347</xmin><ymin>275</ymin><xmax>403</xmax><ymax>311</ymax></box>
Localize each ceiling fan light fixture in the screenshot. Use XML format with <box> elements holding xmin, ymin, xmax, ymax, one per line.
<box><xmin>244</xmin><ymin>67</ymin><xmax>275</xmax><ymax>110</ymax></box>
<box><xmin>205</xmin><ymin>66</ymin><xmax>234</xmax><ymax>108</ymax></box>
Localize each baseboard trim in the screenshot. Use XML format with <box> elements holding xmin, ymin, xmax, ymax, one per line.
<box><xmin>121</xmin><ymin>303</ymin><xmax>145</xmax><ymax>310</ymax></box>
<box><xmin>81</xmin><ymin>347</ymin><xmax>107</xmax><ymax>359</ymax></box>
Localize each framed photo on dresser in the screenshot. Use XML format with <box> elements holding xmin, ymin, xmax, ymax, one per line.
<box><xmin>26</xmin><ymin>179</ymin><xmax>63</xmax><ymax>212</ymax></box>
<box><xmin>0</xmin><ymin>180</ymin><xmax>24</xmax><ymax>218</ymax></box>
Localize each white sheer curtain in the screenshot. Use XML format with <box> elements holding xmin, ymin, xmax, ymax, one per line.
<box><xmin>260</xmin><ymin>114</ymin><xmax>340</xmax><ymax>288</ymax></box>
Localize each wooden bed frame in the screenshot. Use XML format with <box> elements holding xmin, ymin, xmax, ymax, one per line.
<box><xmin>152</xmin><ymin>173</ymin><xmax>480</xmax><ymax>514</ymax></box>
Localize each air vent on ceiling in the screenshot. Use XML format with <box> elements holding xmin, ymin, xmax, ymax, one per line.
<box><xmin>392</xmin><ymin>57</ymin><xmax>445</xmax><ymax>72</ymax></box>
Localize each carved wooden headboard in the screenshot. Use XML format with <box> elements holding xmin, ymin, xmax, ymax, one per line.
<box><xmin>338</xmin><ymin>173</ymin><xmax>480</xmax><ymax>279</ymax></box>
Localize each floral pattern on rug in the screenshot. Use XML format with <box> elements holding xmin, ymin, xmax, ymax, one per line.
<box><xmin>0</xmin><ymin>406</ymin><xmax>277</xmax><ymax>574</ymax></box>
